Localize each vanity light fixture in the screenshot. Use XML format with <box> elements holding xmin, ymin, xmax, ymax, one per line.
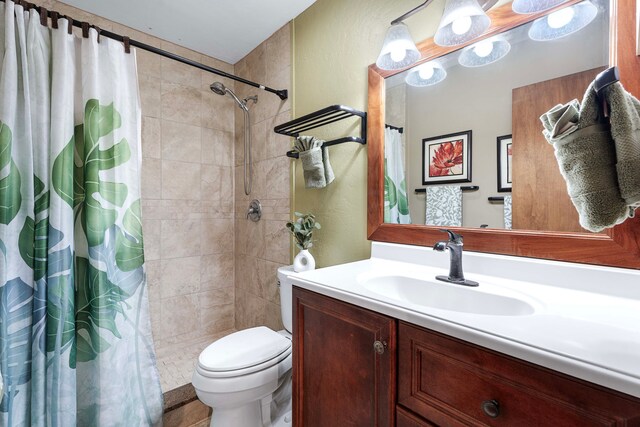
<box><xmin>528</xmin><ymin>1</ymin><xmax>598</xmax><ymax>41</ymax></box>
<box><xmin>458</xmin><ymin>37</ymin><xmax>511</xmax><ymax>67</ymax></box>
<box><xmin>376</xmin><ymin>0</ymin><xmax>497</xmax><ymax>70</ymax></box>
<box><xmin>376</xmin><ymin>22</ymin><xmax>421</xmax><ymax>70</ymax></box>
<box><xmin>512</xmin><ymin>0</ymin><xmax>568</xmax><ymax>14</ymax></box>
<box><xmin>405</xmin><ymin>62</ymin><xmax>447</xmax><ymax>87</ymax></box>
<box><xmin>434</xmin><ymin>0</ymin><xmax>492</xmax><ymax>46</ymax></box>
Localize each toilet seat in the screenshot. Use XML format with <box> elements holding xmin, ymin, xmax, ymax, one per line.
<box><xmin>197</xmin><ymin>327</ymin><xmax>292</xmax><ymax>379</ymax></box>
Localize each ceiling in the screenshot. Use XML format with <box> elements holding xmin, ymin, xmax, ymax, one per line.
<box><xmin>59</xmin><ymin>0</ymin><xmax>317</xmax><ymax>64</ymax></box>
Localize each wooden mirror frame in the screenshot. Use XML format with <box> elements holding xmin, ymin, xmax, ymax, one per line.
<box><xmin>368</xmin><ymin>0</ymin><xmax>640</xmax><ymax>269</ymax></box>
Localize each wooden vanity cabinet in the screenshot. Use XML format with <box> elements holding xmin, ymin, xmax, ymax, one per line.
<box><xmin>398</xmin><ymin>322</ymin><xmax>640</xmax><ymax>426</ymax></box>
<box><xmin>292</xmin><ymin>287</ymin><xmax>396</xmax><ymax>427</ymax></box>
<box><xmin>294</xmin><ymin>288</ymin><xmax>640</xmax><ymax>426</ymax></box>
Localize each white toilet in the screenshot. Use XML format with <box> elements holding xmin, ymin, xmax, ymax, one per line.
<box><xmin>192</xmin><ymin>266</ymin><xmax>296</xmax><ymax>427</ymax></box>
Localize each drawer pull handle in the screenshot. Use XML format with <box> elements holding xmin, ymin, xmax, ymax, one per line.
<box><xmin>481</xmin><ymin>400</ymin><xmax>500</xmax><ymax>418</ymax></box>
<box><xmin>373</xmin><ymin>340</ymin><xmax>387</xmax><ymax>355</ymax></box>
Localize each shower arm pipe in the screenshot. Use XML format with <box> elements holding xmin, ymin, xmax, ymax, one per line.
<box><xmin>2</xmin><ymin>0</ymin><xmax>289</xmax><ymax>101</ymax></box>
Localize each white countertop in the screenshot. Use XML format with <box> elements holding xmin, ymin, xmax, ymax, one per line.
<box><xmin>288</xmin><ymin>242</ymin><xmax>640</xmax><ymax>399</ymax></box>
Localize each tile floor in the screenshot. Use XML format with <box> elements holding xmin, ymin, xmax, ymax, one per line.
<box><xmin>156</xmin><ymin>329</ymin><xmax>236</xmax><ymax>393</ymax></box>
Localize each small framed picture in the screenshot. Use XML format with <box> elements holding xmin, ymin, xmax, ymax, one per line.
<box><xmin>422</xmin><ymin>130</ymin><xmax>472</xmax><ymax>185</ymax></box>
<box><xmin>497</xmin><ymin>134</ymin><xmax>513</xmax><ymax>192</ymax></box>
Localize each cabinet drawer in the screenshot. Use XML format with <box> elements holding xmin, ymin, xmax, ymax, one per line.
<box><xmin>398</xmin><ymin>322</ymin><xmax>640</xmax><ymax>426</ymax></box>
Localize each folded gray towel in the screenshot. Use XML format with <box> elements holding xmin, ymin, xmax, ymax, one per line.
<box><xmin>299</xmin><ymin>147</ymin><xmax>326</xmax><ymax>189</ymax></box>
<box><xmin>322</xmin><ymin>145</ymin><xmax>334</xmax><ymax>186</ymax></box>
<box><xmin>541</xmin><ymin>82</ymin><xmax>629</xmax><ymax>232</ymax></box>
<box><xmin>295</xmin><ymin>136</ymin><xmax>334</xmax><ymax>189</ymax></box>
<box><xmin>605</xmin><ymin>82</ymin><xmax>640</xmax><ymax>210</ymax></box>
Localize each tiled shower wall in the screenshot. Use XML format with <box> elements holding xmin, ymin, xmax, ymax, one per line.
<box><xmin>31</xmin><ymin>1</ymin><xmax>237</xmax><ymax>363</ymax></box>
<box><xmin>234</xmin><ymin>25</ymin><xmax>292</xmax><ymax>331</ymax></box>
<box><xmin>27</xmin><ymin>0</ymin><xmax>292</xmax><ymax>392</ymax></box>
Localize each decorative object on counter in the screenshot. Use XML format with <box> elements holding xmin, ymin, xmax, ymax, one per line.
<box><xmin>293</xmin><ymin>136</ymin><xmax>335</xmax><ymax>189</ymax></box>
<box><xmin>504</xmin><ymin>195</ymin><xmax>513</xmax><ymax>229</ymax></box>
<box><xmin>274</xmin><ymin>105</ymin><xmax>366</xmax><ymax>159</ymax></box>
<box><xmin>426</xmin><ymin>186</ymin><xmax>463</xmax><ymax>227</ymax></box>
<box><xmin>384</xmin><ymin>127</ymin><xmax>411</xmax><ymax>224</ymax></box>
<box><xmin>540</xmin><ymin>80</ymin><xmax>629</xmax><ymax>232</ymax></box>
<box><xmin>496</xmin><ymin>134</ymin><xmax>513</xmax><ymax>192</ymax></box>
<box><xmin>286</xmin><ymin>212</ymin><xmax>321</xmax><ymax>272</ymax></box>
<box><xmin>422</xmin><ymin>130</ymin><xmax>472</xmax><ymax>185</ymax></box>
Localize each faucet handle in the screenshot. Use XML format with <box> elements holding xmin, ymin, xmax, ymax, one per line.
<box><xmin>439</xmin><ymin>229</ymin><xmax>463</xmax><ymax>244</ymax></box>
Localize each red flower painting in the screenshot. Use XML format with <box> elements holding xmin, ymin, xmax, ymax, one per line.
<box><xmin>429</xmin><ymin>139</ymin><xmax>464</xmax><ymax>177</ymax></box>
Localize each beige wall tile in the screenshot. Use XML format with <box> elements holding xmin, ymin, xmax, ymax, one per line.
<box><xmin>161</xmin><ymin>82</ymin><xmax>202</xmax><ymax>126</ymax></box>
<box><xmin>202</xmin><ymin>128</ymin><xmax>233</xmax><ymax>166</ymax></box>
<box><xmin>142</xmin><ymin>116</ymin><xmax>161</xmax><ymax>159</ymax></box>
<box><xmin>267</xmin><ymin>111</ymin><xmax>293</xmax><ymax>160</ymax></box>
<box><xmin>142</xmin><ymin>219</ymin><xmax>161</xmax><ymax>261</ymax></box>
<box><xmin>201</xmin><ymin>303</ymin><xmax>235</xmax><ymax>334</ymax></box>
<box><xmin>161</xmin><ymin>256</ymin><xmax>201</xmax><ymax>298</ymax></box>
<box><xmin>161</xmin><ymin>57</ymin><xmax>201</xmax><ymax>89</ymax></box>
<box><xmin>161</xmin><ymin>120</ymin><xmax>202</xmax><ymax>163</ymax></box>
<box><xmin>161</xmin><ymin>219</ymin><xmax>201</xmax><ymax>259</ymax></box>
<box><xmin>136</xmin><ymin>49</ymin><xmax>162</xmax><ymax>79</ymax></box>
<box><xmin>141</xmin><ymin>158</ymin><xmax>162</xmax><ymax>199</ymax></box>
<box><xmin>162</xmin><ymin>160</ymin><xmax>201</xmax><ymax>200</ymax></box>
<box><xmin>266</xmin><ymin>155</ymin><xmax>290</xmax><ymax>200</ymax></box>
<box><xmin>201</xmin><ymin>252</ymin><xmax>234</xmax><ymax>289</ymax></box>
<box><xmin>161</xmin><ymin>294</ymin><xmax>200</xmax><ymax>338</ymax></box>
<box><xmin>199</xmin><ymin>288</ymin><xmax>235</xmax><ymax>308</ymax></box>
<box><xmin>201</xmin><ymin>91</ymin><xmax>235</xmax><ymax>132</ymax></box>
<box><xmin>139</xmin><ymin>75</ymin><xmax>161</xmax><ymax>118</ymax></box>
<box><xmin>264</xmin><ymin>220</ymin><xmax>289</xmax><ymax>265</ymax></box>
<box><xmin>201</xmin><ymin>218</ymin><xmax>234</xmax><ymax>254</ymax></box>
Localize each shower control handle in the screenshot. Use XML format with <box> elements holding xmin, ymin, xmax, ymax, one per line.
<box><xmin>246</xmin><ymin>200</ymin><xmax>262</xmax><ymax>222</ymax></box>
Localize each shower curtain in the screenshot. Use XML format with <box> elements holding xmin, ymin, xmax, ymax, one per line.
<box><xmin>0</xmin><ymin>2</ymin><xmax>162</xmax><ymax>426</ymax></box>
<box><xmin>384</xmin><ymin>128</ymin><xmax>411</xmax><ymax>224</ymax></box>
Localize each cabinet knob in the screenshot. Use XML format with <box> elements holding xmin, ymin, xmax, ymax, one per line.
<box><xmin>481</xmin><ymin>400</ymin><xmax>500</xmax><ymax>418</ymax></box>
<box><xmin>373</xmin><ymin>340</ymin><xmax>387</xmax><ymax>355</ymax></box>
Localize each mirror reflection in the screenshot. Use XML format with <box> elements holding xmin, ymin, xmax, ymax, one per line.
<box><xmin>384</xmin><ymin>0</ymin><xmax>609</xmax><ymax>232</ymax></box>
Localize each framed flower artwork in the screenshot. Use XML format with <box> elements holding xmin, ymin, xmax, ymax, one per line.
<box><xmin>497</xmin><ymin>134</ymin><xmax>513</xmax><ymax>192</ymax></box>
<box><xmin>422</xmin><ymin>130</ymin><xmax>472</xmax><ymax>185</ymax></box>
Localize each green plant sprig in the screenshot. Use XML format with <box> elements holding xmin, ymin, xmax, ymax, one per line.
<box><xmin>286</xmin><ymin>212</ymin><xmax>321</xmax><ymax>250</ymax></box>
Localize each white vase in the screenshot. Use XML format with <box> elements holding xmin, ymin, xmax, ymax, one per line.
<box><xmin>293</xmin><ymin>249</ymin><xmax>316</xmax><ymax>272</ymax></box>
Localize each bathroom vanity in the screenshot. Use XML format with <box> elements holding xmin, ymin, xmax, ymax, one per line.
<box><xmin>289</xmin><ymin>242</ymin><xmax>640</xmax><ymax>426</ymax></box>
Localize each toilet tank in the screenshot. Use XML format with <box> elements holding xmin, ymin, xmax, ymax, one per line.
<box><xmin>277</xmin><ymin>266</ymin><xmax>297</xmax><ymax>333</ymax></box>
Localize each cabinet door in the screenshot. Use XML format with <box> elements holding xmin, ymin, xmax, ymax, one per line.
<box><xmin>293</xmin><ymin>287</ymin><xmax>396</xmax><ymax>427</ymax></box>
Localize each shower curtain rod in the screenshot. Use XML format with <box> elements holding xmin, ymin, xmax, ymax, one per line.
<box><xmin>2</xmin><ymin>0</ymin><xmax>289</xmax><ymax>100</ymax></box>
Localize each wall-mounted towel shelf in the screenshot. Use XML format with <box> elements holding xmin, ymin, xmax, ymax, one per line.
<box><xmin>488</xmin><ymin>196</ymin><xmax>505</xmax><ymax>202</ymax></box>
<box><xmin>415</xmin><ymin>186</ymin><xmax>479</xmax><ymax>193</ymax></box>
<box><xmin>274</xmin><ymin>105</ymin><xmax>367</xmax><ymax>159</ymax></box>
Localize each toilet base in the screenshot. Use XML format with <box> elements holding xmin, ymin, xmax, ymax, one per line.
<box><xmin>209</xmin><ymin>401</ymin><xmax>261</xmax><ymax>427</ymax></box>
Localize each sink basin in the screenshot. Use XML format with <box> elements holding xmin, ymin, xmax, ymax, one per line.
<box><xmin>360</xmin><ymin>276</ymin><xmax>536</xmax><ymax>316</ymax></box>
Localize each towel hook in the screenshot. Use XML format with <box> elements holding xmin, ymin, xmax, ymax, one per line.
<box><xmin>594</xmin><ymin>66</ymin><xmax>620</xmax><ymax>120</ymax></box>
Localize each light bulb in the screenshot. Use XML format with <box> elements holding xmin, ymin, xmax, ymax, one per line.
<box><xmin>547</xmin><ymin>7</ymin><xmax>575</xmax><ymax>29</ymax></box>
<box><xmin>473</xmin><ymin>40</ymin><xmax>494</xmax><ymax>57</ymax></box>
<box><xmin>418</xmin><ymin>65</ymin><xmax>435</xmax><ymax>80</ymax></box>
<box><xmin>451</xmin><ymin>16</ymin><xmax>472</xmax><ymax>35</ymax></box>
<box><xmin>389</xmin><ymin>46</ymin><xmax>407</xmax><ymax>63</ymax></box>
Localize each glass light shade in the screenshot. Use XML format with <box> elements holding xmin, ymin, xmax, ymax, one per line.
<box><xmin>458</xmin><ymin>38</ymin><xmax>511</xmax><ymax>67</ymax></box>
<box><xmin>528</xmin><ymin>1</ymin><xmax>598</xmax><ymax>41</ymax></box>
<box><xmin>405</xmin><ymin>62</ymin><xmax>447</xmax><ymax>87</ymax></box>
<box><xmin>512</xmin><ymin>0</ymin><xmax>568</xmax><ymax>14</ymax></box>
<box><xmin>434</xmin><ymin>0</ymin><xmax>491</xmax><ymax>46</ymax></box>
<box><xmin>376</xmin><ymin>23</ymin><xmax>421</xmax><ymax>70</ymax></box>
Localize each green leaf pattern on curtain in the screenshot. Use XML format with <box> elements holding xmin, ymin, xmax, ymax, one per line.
<box><xmin>0</xmin><ymin>123</ymin><xmax>22</xmax><ymax>225</ymax></box>
<box><xmin>384</xmin><ymin>128</ymin><xmax>411</xmax><ymax>224</ymax></box>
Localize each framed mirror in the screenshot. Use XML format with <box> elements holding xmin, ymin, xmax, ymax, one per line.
<box><xmin>368</xmin><ymin>0</ymin><xmax>640</xmax><ymax>268</ymax></box>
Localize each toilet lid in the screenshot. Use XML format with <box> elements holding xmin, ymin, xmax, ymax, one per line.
<box><xmin>198</xmin><ymin>326</ymin><xmax>292</xmax><ymax>372</ymax></box>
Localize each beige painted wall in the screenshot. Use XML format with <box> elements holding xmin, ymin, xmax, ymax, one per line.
<box><xmin>292</xmin><ymin>0</ymin><xmax>447</xmax><ymax>267</ymax></box>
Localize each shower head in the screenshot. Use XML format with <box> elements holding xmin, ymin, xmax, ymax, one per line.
<box><xmin>210</xmin><ymin>81</ymin><xmax>250</xmax><ymax>112</ymax></box>
<box><xmin>210</xmin><ymin>81</ymin><xmax>227</xmax><ymax>96</ymax></box>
